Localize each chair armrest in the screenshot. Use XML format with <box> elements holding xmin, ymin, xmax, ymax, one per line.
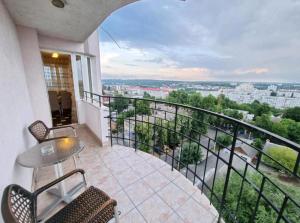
<box><xmin>34</xmin><ymin>169</ymin><xmax>86</xmax><ymax>196</ymax></box>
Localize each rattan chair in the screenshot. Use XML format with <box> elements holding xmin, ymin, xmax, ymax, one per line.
<box><xmin>1</xmin><ymin>169</ymin><xmax>120</xmax><ymax>223</ymax></box>
<box><xmin>28</xmin><ymin>120</ymin><xmax>76</xmax><ymax>143</ymax></box>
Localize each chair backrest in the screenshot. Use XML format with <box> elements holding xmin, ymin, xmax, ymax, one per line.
<box><xmin>60</xmin><ymin>91</ymin><xmax>72</xmax><ymax>110</ymax></box>
<box><xmin>28</xmin><ymin>120</ymin><xmax>50</xmax><ymax>143</ymax></box>
<box><xmin>1</xmin><ymin>184</ymin><xmax>36</xmax><ymax>223</ymax></box>
<box><xmin>48</xmin><ymin>91</ymin><xmax>60</xmax><ymax>112</ymax></box>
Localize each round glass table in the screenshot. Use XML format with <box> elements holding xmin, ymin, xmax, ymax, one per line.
<box><xmin>17</xmin><ymin>137</ymin><xmax>85</xmax><ymax>220</ymax></box>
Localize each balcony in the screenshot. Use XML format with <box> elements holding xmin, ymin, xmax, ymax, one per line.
<box><xmin>78</xmin><ymin>91</ymin><xmax>300</xmax><ymax>223</ymax></box>
<box><xmin>34</xmin><ymin>125</ymin><xmax>219</xmax><ymax>222</ymax></box>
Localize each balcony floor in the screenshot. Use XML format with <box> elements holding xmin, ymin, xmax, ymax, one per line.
<box><xmin>35</xmin><ymin>126</ymin><xmax>219</xmax><ymax>223</ymax></box>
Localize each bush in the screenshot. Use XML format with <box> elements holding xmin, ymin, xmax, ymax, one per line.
<box><xmin>262</xmin><ymin>146</ymin><xmax>298</xmax><ymax>174</ymax></box>
<box><xmin>212</xmin><ymin>172</ymin><xmax>300</xmax><ymax>223</ymax></box>
<box><xmin>180</xmin><ymin>142</ymin><xmax>203</xmax><ymax>167</ymax></box>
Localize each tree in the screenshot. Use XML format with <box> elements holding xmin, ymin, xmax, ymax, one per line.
<box><xmin>180</xmin><ymin>142</ymin><xmax>203</xmax><ymax>167</ymax></box>
<box><xmin>252</xmin><ymin>138</ymin><xmax>264</xmax><ymax>150</ymax></box>
<box><xmin>167</xmin><ymin>90</ymin><xmax>189</xmax><ymax>104</ymax></box>
<box><xmin>135</xmin><ymin>100</ymin><xmax>151</xmax><ymax>115</ymax></box>
<box><xmin>111</xmin><ymin>94</ymin><xmax>129</xmax><ymax>113</ymax></box>
<box><xmin>135</xmin><ymin>123</ymin><xmax>153</xmax><ymax>152</ymax></box>
<box><xmin>166</xmin><ymin>121</ymin><xmax>180</xmax><ymax>149</ymax></box>
<box><xmin>254</xmin><ymin>114</ymin><xmax>273</xmax><ymax>132</ymax></box>
<box><xmin>283</xmin><ymin>107</ymin><xmax>300</xmax><ymax>122</ymax></box>
<box><xmin>216</xmin><ymin>134</ymin><xmax>233</xmax><ymax>150</ymax></box>
<box><xmin>281</xmin><ymin>119</ymin><xmax>300</xmax><ymax>144</ymax></box>
<box><xmin>116</xmin><ymin>110</ymin><xmax>134</xmax><ymax>130</ymax></box>
<box><xmin>153</xmin><ymin>118</ymin><xmax>167</xmax><ymax>151</ymax></box>
<box><xmin>213</xmin><ymin>172</ymin><xmax>300</xmax><ymax>223</ymax></box>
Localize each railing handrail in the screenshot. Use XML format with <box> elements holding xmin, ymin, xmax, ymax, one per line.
<box><xmin>83</xmin><ymin>90</ymin><xmax>300</xmax><ymax>151</ymax></box>
<box><xmin>83</xmin><ymin>90</ymin><xmax>300</xmax><ymax>223</ymax></box>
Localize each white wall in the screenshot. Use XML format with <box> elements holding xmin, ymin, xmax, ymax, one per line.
<box><xmin>38</xmin><ymin>34</ymin><xmax>85</xmax><ymax>54</ymax></box>
<box><xmin>0</xmin><ymin>0</ymin><xmax>35</xmax><ymax>217</ymax></box>
<box><xmin>84</xmin><ymin>30</ymin><xmax>103</xmax><ymax>94</ymax></box>
<box><xmin>78</xmin><ymin>101</ymin><xmax>109</xmax><ymax>146</ymax></box>
<box><xmin>17</xmin><ymin>26</ymin><xmax>52</xmax><ymax>126</ymax></box>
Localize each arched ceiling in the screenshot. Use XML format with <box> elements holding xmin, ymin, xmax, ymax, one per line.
<box><xmin>3</xmin><ymin>0</ymin><xmax>138</xmax><ymax>42</ymax></box>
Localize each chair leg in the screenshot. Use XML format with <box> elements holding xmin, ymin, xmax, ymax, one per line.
<box><xmin>73</xmin><ymin>155</ymin><xmax>77</xmax><ymax>168</ymax></box>
<box><xmin>114</xmin><ymin>206</ymin><xmax>120</xmax><ymax>223</ymax></box>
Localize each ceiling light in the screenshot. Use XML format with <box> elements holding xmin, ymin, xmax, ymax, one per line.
<box><xmin>51</xmin><ymin>0</ymin><xmax>65</xmax><ymax>8</ymax></box>
<box><xmin>52</xmin><ymin>52</ymin><xmax>59</xmax><ymax>58</ymax></box>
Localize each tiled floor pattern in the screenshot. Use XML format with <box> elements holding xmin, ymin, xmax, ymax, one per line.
<box><xmin>34</xmin><ymin>126</ymin><xmax>219</xmax><ymax>223</ymax></box>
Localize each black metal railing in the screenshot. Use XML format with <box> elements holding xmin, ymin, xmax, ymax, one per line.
<box><xmin>83</xmin><ymin>91</ymin><xmax>300</xmax><ymax>223</ymax></box>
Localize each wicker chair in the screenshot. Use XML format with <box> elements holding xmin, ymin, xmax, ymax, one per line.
<box><xmin>1</xmin><ymin>169</ymin><xmax>120</xmax><ymax>223</ymax></box>
<box><xmin>28</xmin><ymin>120</ymin><xmax>76</xmax><ymax>143</ymax></box>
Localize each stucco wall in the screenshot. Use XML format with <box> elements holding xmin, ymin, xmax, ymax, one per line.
<box><xmin>17</xmin><ymin>26</ymin><xmax>52</xmax><ymax>126</ymax></box>
<box><xmin>38</xmin><ymin>34</ymin><xmax>85</xmax><ymax>54</ymax></box>
<box><xmin>0</xmin><ymin>0</ymin><xmax>35</xmax><ymax>218</ymax></box>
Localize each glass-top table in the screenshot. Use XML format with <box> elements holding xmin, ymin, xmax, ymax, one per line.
<box><xmin>17</xmin><ymin>137</ymin><xmax>84</xmax><ymax>168</ymax></box>
<box><xmin>17</xmin><ymin>137</ymin><xmax>85</xmax><ymax>221</ymax></box>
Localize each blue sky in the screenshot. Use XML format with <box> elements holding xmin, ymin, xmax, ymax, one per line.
<box><xmin>99</xmin><ymin>0</ymin><xmax>300</xmax><ymax>82</ymax></box>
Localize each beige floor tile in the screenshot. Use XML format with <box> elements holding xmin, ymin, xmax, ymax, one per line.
<box><xmin>133</xmin><ymin>160</ymin><xmax>156</xmax><ymax>178</ymax></box>
<box><xmin>143</xmin><ymin>171</ymin><xmax>170</xmax><ymax>192</ymax></box>
<box><xmin>173</xmin><ymin>176</ymin><xmax>198</xmax><ymax>196</ymax></box>
<box><xmin>157</xmin><ymin>183</ymin><xmax>190</xmax><ymax>210</ymax></box>
<box><xmin>165</xmin><ymin>213</ymin><xmax>185</xmax><ymax>223</ymax></box>
<box><xmin>120</xmin><ymin>208</ymin><xmax>146</xmax><ymax>223</ymax></box>
<box><xmin>125</xmin><ymin>179</ymin><xmax>155</xmax><ymax>206</ymax></box>
<box><xmin>137</xmin><ymin>194</ymin><xmax>174</xmax><ymax>223</ymax></box>
<box><xmin>113</xmin><ymin>168</ymin><xmax>140</xmax><ymax>187</ymax></box>
<box><xmin>113</xmin><ymin>190</ymin><xmax>135</xmax><ymax>216</ymax></box>
<box><xmin>147</xmin><ymin>156</ymin><xmax>167</xmax><ymax>169</ymax></box>
<box><xmin>158</xmin><ymin>164</ymin><xmax>181</xmax><ymax>181</ymax></box>
<box><xmin>177</xmin><ymin>198</ymin><xmax>218</xmax><ymax>223</ymax></box>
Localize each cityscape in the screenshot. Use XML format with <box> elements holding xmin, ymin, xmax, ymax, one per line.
<box><xmin>103</xmin><ymin>79</ymin><xmax>300</xmax><ymax>108</ymax></box>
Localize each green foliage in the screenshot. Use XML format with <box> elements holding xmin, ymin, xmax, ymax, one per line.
<box><xmin>223</xmin><ymin>109</ymin><xmax>243</xmax><ymax>120</ymax></box>
<box><xmin>254</xmin><ymin>115</ymin><xmax>300</xmax><ymax>144</ymax></box>
<box><xmin>262</xmin><ymin>146</ymin><xmax>299</xmax><ymax>174</ymax></box>
<box><xmin>135</xmin><ymin>123</ymin><xmax>153</xmax><ymax>152</ymax></box>
<box><xmin>166</xmin><ymin>121</ymin><xmax>180</xmax><ymax>148</ymax></box>
<box><xmin>213</xmin><ymin>172</ymin><xmax>300</xmax><ymax>223</ymax></box>
<box><xmin>216</xmin><ymin>134</ymin><xmax>233</xmax><ymax>150</ymax></box>
<box><xmin>180</xmin><ymin>142</ymin><xmax>203</xmax><ymax>166</ymax></box>
<box><xmin>283</xmin><ymin>107</ymin><xmax>300</xmax><ymax>122</ymax></box>
<box><xmin>167</xmin><ymin>90</ymin><xmax>189</xmax><ymax>104</ymax></box>
<box><xmin>116</xmin><ymin>110</ymin><xmax>134</xmax><ymax>130</ymax></box>
<box><xmin>111</xmin><ymin>94</ymin><xmax>129</xmax><ymax>113</ymax></box>
<box><xmin>252</xmin><ymin>138</ymin><xmax>264</xmax><ymax>150</ymax></box>
<box><xmin>135</xmin><ymin>100</ymin><xmax>151</xmax><ymax>115</ymax></box>
<box><xmin>154</xmin><ymin>118</ymin><xmax>167</xmax><ymax>150</ymax></box>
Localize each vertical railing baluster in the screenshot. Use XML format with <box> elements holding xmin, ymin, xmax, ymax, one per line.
<box><xmin>293</xmin><ymin>152</ymin><xmax>300</xmax><ymax>176</ymax></box>
<box><xmin>235</xmin><ymin>163</ymin><xmax>248</xmax><ymax>216</ymax></box>
<box><xmin>193</xmin><ymin>133</ymin><xmax>201</xmax><ymax>185</ymax></box>
<box><xmin>90</xmin><ymin>92</ymin><xmax>93</xmax><ymax>104</ymax></box>
<box><xmin>276</xmin><ymin>196</ymin><xmax>288</xmax><ymax>223</ymax></box>
<box><xmin>171</xmin><ymin>105</ymin><xmax>178</xmax><ymax>171</ymax></box>
<box><xmin>98</xmin><ymin>95</ymin><xmax>101</xmax><ymax>107</ymax></box>
<box><xmin>218</xmin><ymin>124</ymin><xmax>239</xmax><ymax>222</ymax></box>
<box><xmin>108</xmin><ymin>97</ymin><xmax>112</xmax><ymax>147</ymax></box>
<box><xmin>250</xmin><ymin>177</ymin><xmax>266</xmax><ymax>223</ymax></box>
<box><xmin>134</xmin><ymin>98</ymin><xmax>137</xmax><ymax>152</ymax></box>
<box><xmin>201</xmin><ymin>138</ymin><xmax>210</xmax><ymax>193</ymax></box>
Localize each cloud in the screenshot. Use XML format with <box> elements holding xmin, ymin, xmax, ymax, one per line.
<box><xmin>99</xmin><ymin>0</ymin><xmax>300</xmax><ymax>82</ymax></box>
<box><xmin>234</xmin><ymin>68</ymin><xmax>270</xmax><ymax>75</ymax></box>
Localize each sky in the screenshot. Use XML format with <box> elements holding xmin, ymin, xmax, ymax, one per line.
<box><xmin>98</xmin><ymin>0</ymin><xmax>300</xmax><ymax>82</ymax></box>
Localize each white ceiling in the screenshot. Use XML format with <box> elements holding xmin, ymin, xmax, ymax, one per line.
<box><xmin>3</xmin><ymin>0</ymin><xmax>138</xmax><ymax>42</ymax></box>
